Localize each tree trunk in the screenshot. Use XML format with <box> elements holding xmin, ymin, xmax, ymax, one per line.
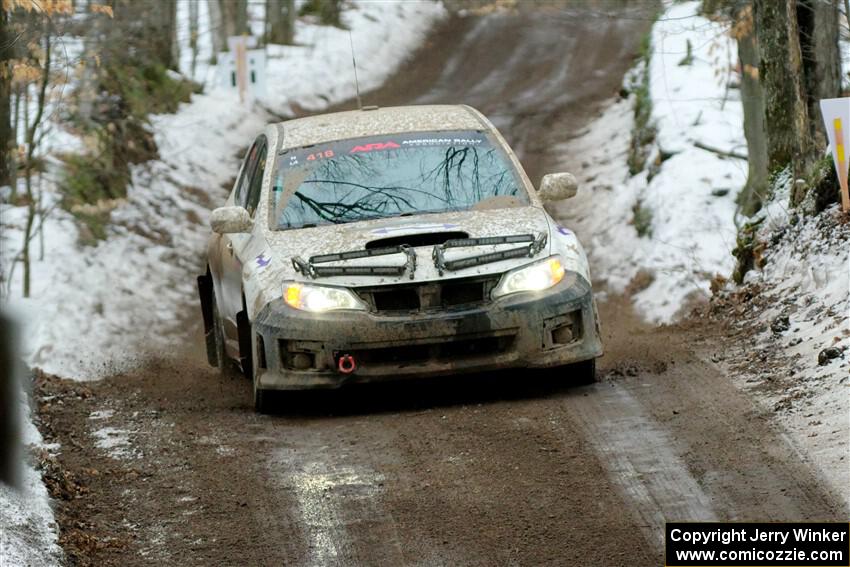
<box><xmin>22</xmin><ymin>21</ymin><xmax>50</xmax><ymax>298</ymax></box>
<box><xmin>10</xmin><ymin>87</ymin><xmax>20</xmax><ymax>198</ymax></box>
<box><xmin>169</xmin><ymin>0</ymin><xmax>180</xmax><ymax>71</ymax></box>
<box><xmin>111</xmin><ymin>0</ymin><xmax>176</xmax><ymax>69</ymax></box>
<box><xmin>306</xmin><ymin>0</ymin><xmax>342</xmax><ymax>27</ymax></box>
<box><xmin>753</xmin><ymin>0</ymin><xmax>811</xmax><ymax>173</ymax></box>
<box><xmin>797</xmin><ymin>0</ymin><xmax>842</xmax><ymax>148</ymax></box>
<box><xmin>149</xmin><ymin>0</ymin><xmax>178</xmax><ymax>70</ymax></box>
<box><xmin>0</xmin><ymin>7</ymin><xmax>11</xmax><ymax>189</ymax></box>
<box><xmin>266</xmin><ymin>0</ymin><xmax>295</xmax><ymax>45</ymax></box>
<box><xmin>736</xmin><ymin>6</ymin><xmax>769</xmax><ymax>216</ymax></box>
<box><xmin>220</xmin><ymin>0</ymin><xmax>249</xmax><ymax>42</ymax></box>
<box><xmin>189</xmin><ymin>0</ymin><xmax>199</xmax><ymax>77</ymax></box>
<box><xmin>235</xmin><ymin>0</ymin><xmax>248</xmax><ymax>35</ymax></box>
<box><xmin>208</xmin><ymin>0</ymin><xmax>224</xmax><ymax>61</ymax></box>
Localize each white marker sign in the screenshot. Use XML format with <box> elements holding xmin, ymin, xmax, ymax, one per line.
<box><xmin>216</xmin><ymin>36</ymin><xmax>267</xmax><ymax>103</ymax></box>
<box><xmin>819</xmin><ymin>97</ymin><xmax>850</xmax><ymax>212</ymax></box>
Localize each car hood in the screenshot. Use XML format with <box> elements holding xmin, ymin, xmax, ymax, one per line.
<box><xmin>251</xmin><ymin>207</ymin><xmax>553</xmax><ymax>291</ymax></box>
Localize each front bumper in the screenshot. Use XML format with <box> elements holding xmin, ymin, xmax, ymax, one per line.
<box><xmin>252</xmin><ymin>274</ymin><xmax>603</xmax><ymax>390</ymax></box>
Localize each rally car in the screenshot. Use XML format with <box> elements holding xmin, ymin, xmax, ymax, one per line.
<box><xmin>197</xmin><ymin>104</ymin><xmax>602</xmax><ymax>412</ymax></box>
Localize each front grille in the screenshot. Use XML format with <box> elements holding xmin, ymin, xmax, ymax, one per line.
<box><xmin>347</xmin><ymin>334</ymin><xmax>515</xmax><ymax>365</ymax></box>
<box><xmin>356</xmin><ymin>275</ymin><xmax>500</xmax><ymax>314</ymax></box>
<box><xmin>372</xmin><ymin>288</ymin><xmax>420</xmax><ymax>311</ymax></box>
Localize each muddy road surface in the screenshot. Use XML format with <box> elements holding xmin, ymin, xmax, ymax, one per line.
<box><xmin>37</xmin><ymin>5</ymin><xmax>846</xmax><ymax>567</ymax></box>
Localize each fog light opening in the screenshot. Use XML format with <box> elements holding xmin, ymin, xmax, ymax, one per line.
<box><xmin>291</xmin><ymin>352</ymin><xmax>314</xmax><ymax>370</ymax></box>
<box><xmin>552</xmin><ymin>324</ymin><xmax>575</xmax><ymax>345</ymax></box>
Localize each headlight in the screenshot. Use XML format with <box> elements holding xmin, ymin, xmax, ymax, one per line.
<box><xmin>283</xmin><ymin>282</ymin><xmax>366</xmax><ymax>312</ymax></box>
<box><xmin>492</xmin><ymin>256</ymin><xmax>565</xmax><ymax>299</ymax></box>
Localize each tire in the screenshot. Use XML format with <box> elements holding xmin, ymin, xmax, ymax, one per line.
<box><xmin>237</xmin><ymin>310</ymin><xmax>253</xmax><ymax>380</ymax></box>
<box><xmin>253</xmin><ymin>383</ymin><xmax>273</xmax><ymax>414</ymax></box>
<box><xmin>251</xmin><ymin>329</ymin><xmax>273</xmax><ymax>414</ymax></box>
<box><xmin>211</xmin><ymin>293</ymin><xmax>236</xmax><ymax>377</ymax></box>
<box><xmin>572</xmin><ymin>358</ymin><xmax>597</xmax><ymax>385</ymax></box>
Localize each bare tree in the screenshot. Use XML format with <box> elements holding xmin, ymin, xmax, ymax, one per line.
<box><xmin>733</xmin><ymin>4</ymin><xmax>769</xmax><ymax>215</ymax></box>
<box><xmin>21</xmin><ymin>19</ymin><xmax>51</xmax><ymax>297</ymax></box>
<box><xmin>266</xmin><ymin>0</ymin><xmax>296</xmax><ymax>45</ymax></box>
<box><xmin>305</xmin><ymin>0</ymin><xmax>343</xmax><ymax>27</ymax></box>
<box><xmin>208</xmin><ymin>0</ymin><xmax>224</xmax><ymax>60</ymax></box>
<box><xmin>221</xmin><ymin>0</ymin><xmax>249</xmax><ymax>39</ymax></box>
<box><xmin>189</xmin><ymin>0</ymin><xmax>200</xmax><ymax>77</ymax></box>
<box><xmin>119</xmin><ymin>0</ymin><xmax>179</xmax><ymax>70</ymax></box>
<box><xmin>0</xmin><ymin>7</ymin><xmax>11</xmax><ymax>190</ymax></box>
<box><xmin>797</xmin><ymin>0</ymin><xmax>842</xmax><ymax>148</ymax></box>
<box><xmin>753</xmin><ymin>0</ymin><xmax>811</xmax><ymax>173</ymax></box>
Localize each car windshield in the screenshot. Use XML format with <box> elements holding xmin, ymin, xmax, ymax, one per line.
<box><xmin>270</xmin><ymin>130</ymin><xmax>528</xmax><ymax>229</ymax></box>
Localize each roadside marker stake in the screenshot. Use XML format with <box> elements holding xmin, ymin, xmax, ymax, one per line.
<box><xmin>819</xmin><ymin>98</ymin><xmax>850</xmax><ymax>212</ymax></box>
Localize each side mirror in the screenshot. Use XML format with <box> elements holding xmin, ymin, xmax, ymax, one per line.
<box><xmin>538</xmin><ymin>172</ymin><xmax>578</xmax><ymax>202</ymax></box>
<box><xmin>210</xmin><ymin>206</ymin><xmax>253</xmax><ymax>234</ymax></box>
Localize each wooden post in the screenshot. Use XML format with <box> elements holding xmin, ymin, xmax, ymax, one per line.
<box><xmin>235</xmin><ymin>38</ymin><xmax>247</xmax><ymax>103</ymax></box>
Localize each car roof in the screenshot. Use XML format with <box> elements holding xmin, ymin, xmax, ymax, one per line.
<box><xmin>273</xmin><ymin>104</ymin><xmax>490</xmax><ymax>151</ymax></box>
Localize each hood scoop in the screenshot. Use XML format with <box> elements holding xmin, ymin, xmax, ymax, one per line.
<box><xmin>365</xmin><ymin>231</ymin><xmax>469</xmax><ymax>250</ymax></box>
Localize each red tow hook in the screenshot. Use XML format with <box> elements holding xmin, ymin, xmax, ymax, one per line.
<box><xmin>337</xmin><ymin>354</ymin><xmax>357</xmax><ymax>374</ymax></box>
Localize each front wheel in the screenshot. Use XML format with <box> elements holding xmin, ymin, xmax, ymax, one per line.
<box><xmin>253</xmin><ymin>383</ymin><xmax>272</xmax><ymax>414</ymax></box>
<box><xmin>211</xmin><ymin>293</ymin><xmax>234</xmax><ymax>377</ymax></box>
<box><xmin>571</xmin><ymin>358</ymin><xmax>596</xmax><ymax>385</ymax></box>
<box><xmin>251</xmin><ymin>331</ymin><xmax>273</xmax><ymax>414</ymax></box>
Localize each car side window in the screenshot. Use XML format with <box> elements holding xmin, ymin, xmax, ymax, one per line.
<box><xmin>234</xmin><ymin>141</ymin><xmax>260</xmax><ymax>208</ymax></box>
<box><xmin>245</xmin><ymin>139</ymin><xmax>268</xmax><ymax>217</ymax></box>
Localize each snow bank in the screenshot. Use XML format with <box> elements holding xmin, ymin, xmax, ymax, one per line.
<box><xmin>0</xmin><ymin>391</ymin><xmax>62</xmax><ymax>567</ymax></box>
<box><xmin>726</xmin><ymin>201</ymin><xmax>850</xmax><ymax>504</ymax></box>
<box><xmin>556</xmin><ymin>1</ymin><xmax>744</xmax><ymax>324</ymax></box>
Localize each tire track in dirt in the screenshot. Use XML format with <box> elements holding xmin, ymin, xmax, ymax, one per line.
<box><xmin>557</xmin><ymin>383</ymin><xmax>718</xmax><ymax>549</ymax></box>
<box><xmin>268</xmin><ymin>425</ymin><xmax>408</xmax><ymax>567</ymax></box>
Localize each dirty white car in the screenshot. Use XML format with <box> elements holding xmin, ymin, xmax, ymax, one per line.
<box><xmin>197</xmin><ymin>105</ymin><xmax>602</xmax><ymax>412</ymax></box>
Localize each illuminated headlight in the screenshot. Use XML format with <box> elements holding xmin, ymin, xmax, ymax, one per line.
<box><xmin>492</xmin><ymin>257</ymin><xmax>566</xmax><ymax>299</ymax></box>
<box><xmin>283</xmin><ymin>282</ymin><xmax>366</xmax><ymax>312</ymax></box>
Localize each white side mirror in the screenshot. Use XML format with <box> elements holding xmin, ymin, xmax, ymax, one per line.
<box><xmin>538</xmin><ymin>172</ymin><xmax>578</xmax><ymax>202</ymax></box>
<box><xmin>210</xmin><ymin>206</ymin><xmax>253</xmax><ymax>234</ymax></box>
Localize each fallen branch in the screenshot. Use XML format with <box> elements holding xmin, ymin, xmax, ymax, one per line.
<box><xmin>694</xmin><ymin>141</ymin><xmax>748</xmax><ymax>160</ymax></box>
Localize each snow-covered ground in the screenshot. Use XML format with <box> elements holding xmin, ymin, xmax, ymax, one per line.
<box><xmin>560</xmin><ymin>0</ymin><xmax>848</xmax><ymax>505</ymax></box>
<box><xmin>558</xmin><ymin>1</ymin><xmax>744</xmax><ymax>324</ymax></box>
<box><xmin>0</xmin><ymin>392</ymin><xmax>62</xmax><ymax>567</ymax></box>
<box><xmin>0</xmin><ymin>2</ymin><xmax>445</xmax><ymax>564</ymax></box>
<box><xmin>722</xmin><ymin>190</ymin><xmax>849</xmax><ymax>505</ymax></box>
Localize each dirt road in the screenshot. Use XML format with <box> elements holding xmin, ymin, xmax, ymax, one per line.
<box><xmin>37</xmin><ymin>5</ymin><xmax>846</xmax><ymax>567</ymax></box>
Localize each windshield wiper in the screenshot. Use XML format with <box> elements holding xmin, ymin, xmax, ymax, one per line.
<box><xmin>431</xmin><ymin>232</ymin><xmax>547</xmax><ymax>276</ymax></box>
<box><xmin>292</xmin><ymin>246</ymin><xmax>417</xmax><ymax>280</ymax></box>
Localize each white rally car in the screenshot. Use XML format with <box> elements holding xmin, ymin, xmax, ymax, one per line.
<box><xmin>197</xmin><ymin>105</ymin><xmax>602</xmax><ymax>412</ymax></box>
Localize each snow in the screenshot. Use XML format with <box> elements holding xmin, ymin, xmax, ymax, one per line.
<box><xmin>733</xmin><ymin>202</ymin><xmax>850</xmax><ymax>504</ymax></box>
<box><xmin>0</xmin><ymin>386</ymin><xmax>62</xmax><ymax>567</ymax></box>
<box><xmin>557</xmin><ymin>1</ymin><xmax>744</xmax><ymax>324</ymax></box>
<box><xmin>0</xmin><ymin>2</ymin><xmax>445</xmax><ymax>564</ymax></box>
